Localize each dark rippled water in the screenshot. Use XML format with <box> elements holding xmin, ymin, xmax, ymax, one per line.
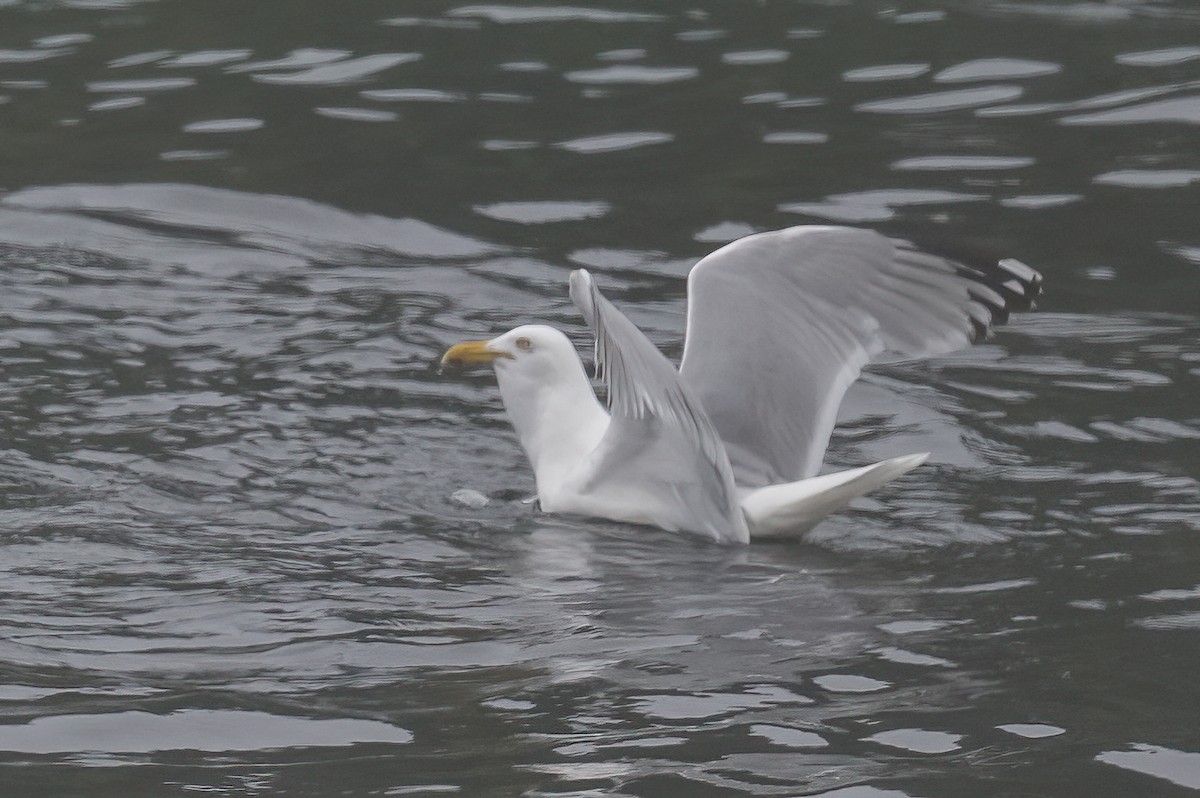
<box><xmin>2</xmin><ymin>1</ymin><xmax>1199</xmax><ymax>796</ymax></box>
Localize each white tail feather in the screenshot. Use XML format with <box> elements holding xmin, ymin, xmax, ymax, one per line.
<box><xmin>740</xmin><ymin>453</ymin><xmax>929</xmax><ymax>540</ymax></box>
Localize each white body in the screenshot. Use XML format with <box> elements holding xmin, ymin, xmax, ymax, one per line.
<box><xmin>484</xmin><ymin>325</ymin><xmax>929</xmax><ymax>542</ymax></box>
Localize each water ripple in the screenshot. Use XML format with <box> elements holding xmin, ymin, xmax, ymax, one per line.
<box><xmin>362</xmin><ymin>88</ymin><xmax>466</xmax><ymax>102</ymax></box>
<box><xmin>251</xmin><ymin>53</ymin><xmax>422</xmax><ymax>85</ymax></box>
<box><xmin>933</xmin><ymin>57</ymin><xmax>1061</xmax><ymax>82</ymax></box>
<box><xmin>1117</xmin><ymin>46</ymin><xmax>1200</xmax><ymax>66</ymax></box>
<box><xmin>0</xmin><ymin>710</ymin><xmax>412</xmax><ymax>754</ymax></box>
<box><xmin>2</xmin><ymin>183</ymin><xmax>499</xmax><ymax>259</ymax></box>
<box><xmin>564</xmin><ymin>65</ymin><xmax>698</xmax><ymax>84</ymax></box>
<box><xmin>553</xmin><ymin>131</ymin><xmax>674</xmax><ymax>153</ymax></box>
<box><xmin>182</xmin><ymin>118</ymin><xmax>265</xmax><ymax>133</ymax></box>
<box><xmin>474</xmin><ymin>200</ymin><xmax>610</xmax><ymax>223</ymax></box>
<box><xmin>446</xmin><ymin>5</ymin><xmax>665</xmax><ymax>24</ymax></box>
<box><xmin>161</xmin><ymin>49</ymin><xmax>252</xmax><ymax>68</ymax></box>
<box><xmin>1061</xmin><ymin>95</ymin><xmax>1200</xmax><ymax>125</ymax></box>
<box><xmin>843</xmin><ymin>63</ymin><xmax>930</xmax><ymax>82</ymax></box>
<box><xmin>857</xmin><ymin>85</ymin><xmax>1025</xmax><ymax>113</ymax></box>
<box><xmin>86</xmin><ymin>77</ymin><xmax>196</xmax><ymax>92</ymax></box>
<box><xmin>1097</xmin><ymin>745</ymin><xmax>1200</xmax><ymax>789</ymax></box>
<box><xmin>0</xmin><ymin>47</ymin><xmax>74</xmax><ymax>63</ymax></box>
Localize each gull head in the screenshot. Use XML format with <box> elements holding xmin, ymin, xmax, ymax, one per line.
<box><xmin>441</xmin><ymin>325</ymin><xmax>606</xmax><ymax>484</ymax></box>
<box><xmin>441</xmin><ymin>324</ymin><xmax>584</xmax><ymax>385</ymax></box>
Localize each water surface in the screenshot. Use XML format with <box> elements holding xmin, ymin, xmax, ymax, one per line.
<box><xmin>1</xmin><ymin>2</ymin><xmax>1199</xmax><ymax>796</ymax></box>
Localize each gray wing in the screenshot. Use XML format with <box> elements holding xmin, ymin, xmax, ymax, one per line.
<box><xmin>569</xmin><ymin>269</ymin><xmax>749</xmax><ymax>543</ymax></box>
<box><xmin>678</xmin><ymin>225</ymin><xmax>1042</xmax><ymax>487</ymax></box>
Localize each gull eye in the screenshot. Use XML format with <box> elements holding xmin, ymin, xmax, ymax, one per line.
<box><xmin>515</xmin><ymin>336</ymin><xmax>533</xmax><ymax>351</ymax></box>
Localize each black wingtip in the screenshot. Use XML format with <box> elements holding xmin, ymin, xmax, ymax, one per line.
<box><xmin>891</xmin><ymin>237</ymin><xmax>1043</xmax><ymax>346</ymax></box>
<box><xmin>993</xmin><ymin>257</ymin><xmax>1043</xmax><ymax>312</ymax></box>
<box><xmin>900</xmin><ymin>237</ymin><xmax>1042</xmax><ymax>302</ymax></box>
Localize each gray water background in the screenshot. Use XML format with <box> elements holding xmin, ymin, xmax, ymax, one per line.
<box><xmin>1</xmin><ymin>1</ymin><xmax>1199</xmax><ymax>796</ymax></box>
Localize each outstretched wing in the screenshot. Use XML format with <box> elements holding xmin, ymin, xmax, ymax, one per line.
<box><xmin>678</xmin><ymin>225</ymin><xmax>1042</xmax><ymax>487</ymax></box>
<box><xmin>569</xmin><ymin>269</ymin><xmax>748</xmax><ymax>543</ymax></box>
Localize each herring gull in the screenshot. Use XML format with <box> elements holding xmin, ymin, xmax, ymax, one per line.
<box><xmin>442</xmin><ymin>225</ymin><xmax>1041</xmax><ymax>543</ymax></box>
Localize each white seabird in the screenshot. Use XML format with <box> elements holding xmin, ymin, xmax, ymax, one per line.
<box><xmin>442</xmin><ymin>225</ymin><xmax>1041</xmax><ymax>544</ymax></box>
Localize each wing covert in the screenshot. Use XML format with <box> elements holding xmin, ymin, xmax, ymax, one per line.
<box><xmin>568</xmin><ymin>269</ymin><xmax>748</xmax><ymax>542</ymax></box>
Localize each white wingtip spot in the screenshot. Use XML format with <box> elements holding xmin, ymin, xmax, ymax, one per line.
<box><xmin>998</xmin><ymin>257</ymin><xmax>1040</xmax><ymax>283</ymax></box>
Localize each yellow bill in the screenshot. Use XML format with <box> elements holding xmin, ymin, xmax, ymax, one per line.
<box><xmin>440</xmin><ymin>340</ymin><xmax>512</xmax><ymax>368</ymax></box>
